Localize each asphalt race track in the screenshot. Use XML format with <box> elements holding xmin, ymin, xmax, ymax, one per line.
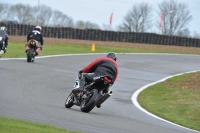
<box><xmin>0</xmin><ymin>53</ymin><xmax>200</xmax><ymax>133</ymax></box>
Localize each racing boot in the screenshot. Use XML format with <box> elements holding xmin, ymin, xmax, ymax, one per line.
<box><xmin>25</xmin><ymin>44</ymin><xmax>29</xmax><ymax>53</ymax></box>
<box><xmin>31</xmin><ymin>52</ymin><xmax>38</xmax><ymax>62</ymax></box>
<box><xmin>0</xmin><ymin>50</ymin><xmax>4</xmax><ymax>56</ymax></box>
<box><xmin>35</xmin><ymin>52</ymin><xmax>38</xmax><ymax>56</ymax></box>
<box><xmin>31</xmin><ymin>57</ymin><xmax>35</xmax><ymax>62</ymax></box>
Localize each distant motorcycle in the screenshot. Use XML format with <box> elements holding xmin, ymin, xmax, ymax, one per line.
<box><xmin>26</xmin><ymin>39</ymin><xmax>39</xmax><ymax>62</ymax></box>
<box><xmin>65</xmin><ymin>74</ymin><xmax>113</xmax><ymax>113</ymax></box>
<box><xmin>0</xmin><ymin>37</ymin><xmax>5</xmax><ymax>56</ymax></box>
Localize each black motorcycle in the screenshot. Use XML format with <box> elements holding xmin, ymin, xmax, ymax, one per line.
<box><xmin>0</xmin><ymin>41</ymin><xmax>5</xmax><ymax>56</ymax></box>
<box><xmin>26</xmin><ymin>39</ymin><xmax>39</xmax><ymax>62</ymax></box>
<box><xmin>65</xmin><ymin>75</ymin><xmax>113</xmax><ymax>113</ymax></box>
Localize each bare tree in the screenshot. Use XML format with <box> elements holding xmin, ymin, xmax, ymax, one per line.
<box><xmin>158</xmin><ymin>0</ymin><xmax>192</xmax><ymax>36</ymax></box>
<box><xmin>0</xmin><ymin>3</ymin><xmax>9</xmax><ymax>20</ymax></box>
<box><xmin>10</xmin><ymin>4</ymin><xmax>33</xmax><ymax>24</ymax></box>
<box><xmin>176</xmin><ymin>28</ymin><xmax>190</xmax><ymax>37</ymax></box>
<box><xmin>118</xmin><ymin>3</ymin><xmax>152</xmax><ymax>32</ymax></box>
<box><xmin>6</xmin><ymin>5</ymin><xmax>15</xmax><ymax>21</ymax></box>
<box><xmin>102</xmin><ymin>24</ymin><xmax>113</xmax><ymax>31</ymax></box>
<box><xmin>85</xmin><ymin>21</ymin><xmax>100</xmax><ymax>29</ymax></box>
<box><xmin>37</xmin><ymin>5</ymin><xmax>52</xmax><ymax>26</ymax></box>
<box><xmin>75</xmin><ymin>21</ymin><xmax>100</xmax><ymax>29</ymax></box>
<box><xmin>76</xmin><ymin>20</ymin><xmax>85</xmax><ymax>29</ymax></box>
<box><xmin>193</xmin><ymin>32</ymin><xmax>200</xmax><ymax>39</ymax></box>
<box><xmin>51</xmin><ymin>10</ymin><xmax>74</xmax><ymax>27</ymax></box>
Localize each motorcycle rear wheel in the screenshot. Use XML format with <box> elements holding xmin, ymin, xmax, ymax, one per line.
<box><xmin>80</xmin><ymin>89</ymin><xmax>100</xmax><ymax>113</ymax></box>
<box><xmin>27</xmin><ymin>48</ymin><xmax>34</xmax><ymax>62</ymax></box>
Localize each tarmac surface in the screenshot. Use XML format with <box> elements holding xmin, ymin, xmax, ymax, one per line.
<box><xmin>0</xmin><ymin>53</ymin><xmax>200</xmax><ymax>133</ymax></box>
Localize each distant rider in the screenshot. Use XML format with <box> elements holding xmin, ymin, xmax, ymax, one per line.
<box><xmin>25</xmin><ymin>25</ymin><xmax>43</xmax><ymax>57</ymax></box>
<box><xmin>0</xmin><ymin>26</ymin><xmax>9</xmax><ymax>55</ymax></box>
<box><xmin>72</xmin><ymin>52</ymin><xmax>118</xmax><ymax>108</ymax></box>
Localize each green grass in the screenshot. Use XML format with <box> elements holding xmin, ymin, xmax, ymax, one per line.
<box><xmin>0</xmin><ymin>116</ymin><xmax>80</xmax><ymax>133</ymax></box>
<box><xmin>0</xmin><ymin>42</ymin><xmax>180</xmax><ymax>58</ymax></box>
<box><xmin>138</xmin><ymin>72</ymin><xmax>200</xmax><ymax>131</ymax></box>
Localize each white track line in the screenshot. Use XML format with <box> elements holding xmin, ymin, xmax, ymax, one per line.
<box><xmin>0</xmin><ymin>53</ymin><xmax>200</xmax><ymax>61</ymax></box>
<box><xmin>0</xmin><ymin>53</ymin><xmax>105</xmax><ymax>60</ymax></box>
<box><xmin>132</xmin><ymin>70</ymin><xmax>200</xmax><ymax>133</ymax></box>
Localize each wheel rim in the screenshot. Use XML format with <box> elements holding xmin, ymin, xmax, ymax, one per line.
<box><xmin>80</xmin><ymin>91</ymin><xmax>94</xmax><ymax>108</ymax></box>
<box><xmin>66</xmin><ymin>93</ymin><xmax>73</xmax><ymax>104</ymax></box>
<box><xmin>66</xmin><ymin>97</ymin><xmax>72</xmax><ymax>104</ymax></box>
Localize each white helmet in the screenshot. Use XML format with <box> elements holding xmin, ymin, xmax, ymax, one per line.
<box><xmin>34</xmin><ymin>25</ymin><xmax>42</xmax><ymax>32</ymax></box>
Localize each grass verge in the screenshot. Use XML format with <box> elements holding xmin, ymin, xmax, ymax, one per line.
<box><xmin>0</xmin><ymin>116</ymin><xmax>80</xmax><ymax>133</ymax></box>
<box><xmin>0</xmin><ymin>42</ymin><xmax>186</xmax><ymax>58</ymax></box>
<box><xmin>138</xmin><ymin>71</ymin><xmax>200</xmax><ymax>131</ymax></box>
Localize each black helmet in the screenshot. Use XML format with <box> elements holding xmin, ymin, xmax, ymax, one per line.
<box><xmin>106</xmin><ymin>52</ymin><xmax>117</xmax><ymax>61</ymax></box>
<box><xmin>0</xmin><ymin>26</ymin><xmax>7</xmax><ymax>31</ymax></box>
<box><xmin>34</xmin><ymin>25</ymin><xmax>42</xmax><ymax>32</ymax></box>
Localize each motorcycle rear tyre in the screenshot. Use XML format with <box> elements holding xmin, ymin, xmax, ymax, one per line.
<box><xmin>27</xmin><ymin>48</ymin><xmax>34</xmax><ymax>62</ymax></box>
<box><xmin>80</xmin><ymin>89</ymin><xmax>100</xmax><ymax>113</ymax></box>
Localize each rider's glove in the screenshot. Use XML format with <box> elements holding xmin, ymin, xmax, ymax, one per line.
<box><xmin>78</xmin><ymin>70</ymin><xmax>83</xmax><ymax>79</ymax></box>
<box><xmin>78</xmin><ymin>70</ymin><xmax>83</xmax><ymax>74</ymax></box>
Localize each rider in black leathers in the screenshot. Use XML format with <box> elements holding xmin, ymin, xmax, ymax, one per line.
<box><xmin>72</xmin><ymin>52</ymin><xmax>118</xmax><ymax>108</ymax></box>
<box><xmin>72</xmin><ymin>52</ymin><xmax>118</xmax><ymax>92</ymax></box>
<box><xmin>25</xmin><ymin>25</ymin><xmax>44</xmax><ymax>56</ymax></box>
<box><xmin>0</xmin><ymin>26</ymin><xmax>9</xmax><ymax>54</ymax></box>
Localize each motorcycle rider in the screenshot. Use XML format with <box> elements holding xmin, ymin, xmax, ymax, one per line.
<box><xmin>25</xmin><ymin>25</ymin><xmax>43</xmax><ymax>58</ymax></box>
<box><xmin>0</xmin><ymin>26</ymin><xmax>9</xmax><ymax>55</ymax></box>
<box><xmin>72</xmin><ymin>52</ymin><xmax>118</xmax><ymax>108</ymax></box>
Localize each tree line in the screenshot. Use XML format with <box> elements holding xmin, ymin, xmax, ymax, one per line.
<box><xmin>0</xmin><ymin>0</ymin><xmax>199</xmax><ymax>38</ymax></box>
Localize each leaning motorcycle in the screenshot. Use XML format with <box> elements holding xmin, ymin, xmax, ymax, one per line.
<box><xmin>26</xmin><ymin>39</ymin><xmax>39</xmax><ymax>62</ymax></box>
<box><xmin>65</xmin><ymin>75</ymin><xmax>113</xmax><ymax>113</ymax></box>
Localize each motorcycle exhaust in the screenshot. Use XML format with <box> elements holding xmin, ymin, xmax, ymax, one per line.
<box><xmin>97</xmin><ymin>90</ymin><xmax>113</xmax><ymax>105</ymax></box>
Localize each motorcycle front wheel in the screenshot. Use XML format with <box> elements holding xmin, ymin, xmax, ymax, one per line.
<box><xmin>65</xmin><ymin>93</ymin><xmax>74</xmax><ymax>108</ymax></box>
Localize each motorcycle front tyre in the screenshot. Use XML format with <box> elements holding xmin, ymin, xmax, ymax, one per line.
<box><xmin>65</xmin><ymin>93</ymin><xmax>74</xmax><ymax>108</ymax></box>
